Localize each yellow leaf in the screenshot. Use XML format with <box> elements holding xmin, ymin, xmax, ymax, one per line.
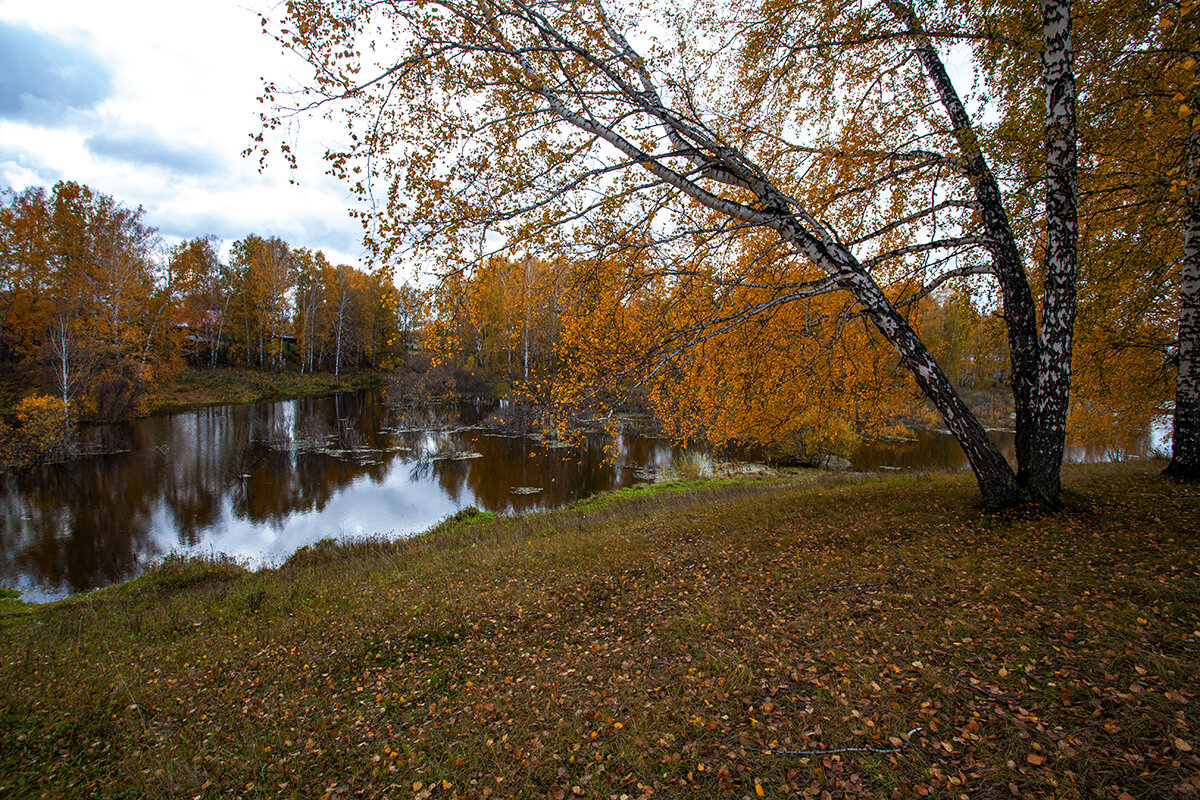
<box><xmin>755</xmin><ymin>782</ymin><xmax>766</xmax><ymax>797</ymax></box>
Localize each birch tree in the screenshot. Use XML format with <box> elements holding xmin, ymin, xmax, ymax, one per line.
<box><xmin>257</xmin><ymin>0</ymin><xmax>1082</xmax><ymax>506</ymax></box>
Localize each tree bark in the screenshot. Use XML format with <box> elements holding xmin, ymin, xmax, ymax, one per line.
<box><xmin>888</xmin><ymin>1</ymin><xmax>1043</xmax><ymax>485</ymax></box>
<box><xmin>1167</xmin><ymin>76</ymin><xmax>1200</xmax><ymax>479</ymax></box>
<box><xmin>1027</xmin><ymin>0</ymin><xmax>1079</xmax><ymax>501</ymax></box>
<box><xmin>891</xmin><ymin>0</ymin><xmax>1077</xmax><ymax>504</ymax></box>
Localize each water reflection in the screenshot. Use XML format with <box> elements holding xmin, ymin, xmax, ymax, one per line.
<box><xmin>0</xmin><ymin>389</ymin><xmax>1166</xmax><ymax>602</ymax></box>
<box><xmin>852</xmin><ymin>425</ymin><xmax>1166</xmax><ymax>473</ymax></box>
<box><xmin>0</xmin><ymin>390</ymin><xmax>696</xmax><ymax>601</ymax></box>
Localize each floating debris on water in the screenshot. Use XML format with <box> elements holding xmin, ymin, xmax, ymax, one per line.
<box><xmin>435</xmin><ymin>451</ymin><xmax>483</xmax><ymax>461</ymax></box>
<box><xmin>511</xmin><ymin>486</ymin><xmax>543</xmax><ymax>495</ymax></box>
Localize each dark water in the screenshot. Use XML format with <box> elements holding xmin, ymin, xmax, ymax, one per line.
<box><xmin>0</xmin><ymin>389</ymin><xmax>1166</xmax><ymax>601</ymax></box>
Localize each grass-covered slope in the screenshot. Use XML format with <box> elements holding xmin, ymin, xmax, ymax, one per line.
<box><xmin>145</xmin><ymin>367</ymin><xmax>383</xmax><ymax>413</ymax></box>
<box><xmin>1</xmin><ymin>462</ymin><xmax>1197</xmax><ymax>799</ymax></box>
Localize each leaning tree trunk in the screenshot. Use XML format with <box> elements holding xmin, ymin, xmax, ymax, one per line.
<box><xmin>776</xmin><ymin>214</ymin><xmax>1030</xmax><ymax>507</ymax></box>
<box><xmin>837</xmin><ymin>269</ymin><xmax>1029</xmax><ymax>507</ymax></box>
<box><xmin>1166</xmin><ymin>76</ymin><xmax>1200</xmax><ymax>479</ymax></box>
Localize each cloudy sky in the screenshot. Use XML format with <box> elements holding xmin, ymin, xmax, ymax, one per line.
<box><xmin>0</xmin><ymin>0</ymin><xmax>369</xmax><ymax>268</ymax></box>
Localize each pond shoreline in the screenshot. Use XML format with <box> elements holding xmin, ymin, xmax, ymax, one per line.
<box><xmin>144</xmin><ymin>366</ymin><xmax>385</xmax><ymax>416</ymax></box>
<box><xmin>2</xmin><ymin>387</ymin><xmax>1165</xmax><ymax>602</ymax></box>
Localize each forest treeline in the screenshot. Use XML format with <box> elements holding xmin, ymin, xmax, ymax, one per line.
<box><xmin>0</xmin><ymin>181</ymin><xmax>418</xmax><ymax>463</ymax></box>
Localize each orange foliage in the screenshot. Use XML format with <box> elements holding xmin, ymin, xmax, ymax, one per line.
<box><xmin>0</xmin><ymin>394</ymin><xmax>72</xmax><ymax>467</ymax></box>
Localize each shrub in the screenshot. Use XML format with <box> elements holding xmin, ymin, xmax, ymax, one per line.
<box><xmin>0</xmin><ymin>394</ymin><xmax>73</xmax><ymax>468</ymax></box>
<box><xmin>89</xmin><ymin>369</ymin><xmax>136</xmax><ymax>421</ymax></box>
<box><xmin>134</xmin><ymin>552</ymin><xmax>247</xmax><ymax>592</ymax></box>
<box><xmin>765</xmin><ymin>417</ymin><xmax>858</xmax><ymax>467</ymax></box>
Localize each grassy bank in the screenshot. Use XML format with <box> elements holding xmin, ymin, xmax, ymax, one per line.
<box><xmin>146</xmin><ymin>367</ymin><xmax>384</xmax><ymax>413</ymax></box>
<box><xmin>1</xmin><ymin>462</ymin><xmax>1197</xmax><ymax>799</ymax></box>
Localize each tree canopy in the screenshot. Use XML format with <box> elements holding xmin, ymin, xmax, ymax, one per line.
<box><xmin>255</xmin><ymin>0</ymin><xmax>1187</xmax><ymax>506</ymax></box>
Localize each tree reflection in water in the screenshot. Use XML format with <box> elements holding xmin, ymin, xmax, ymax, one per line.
<box><xmin>0</xmin><ymin>388</ymin><xmax>1163</xmax><ymax>601</ymax></box>
<box><xmin>0</xmin><ymin>390</ymin><xmax>689</xmax><ymax>600</ymax></box>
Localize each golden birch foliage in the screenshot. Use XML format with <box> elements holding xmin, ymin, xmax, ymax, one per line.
<box><xmin>551</xmin><ymin>232</ymin><xmax>922</xmax><ymax>450</ymax></box>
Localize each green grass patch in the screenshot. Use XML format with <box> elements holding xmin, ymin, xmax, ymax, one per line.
<box><xmin>115</xmin><ymin>552</ymin><xmax>249</xmax><ymax>595</ymax></box>
<box><xmin>146</xmin><ymin>367</ymin><xmax>383</xmax><ymax>413</ymax></box>
<box><xmin>1</xmin><ymin>461</ymin><xmax>1197</xmax><ymax>799</ymax></box>
<box><xmin>569</xmin><ymin>472</ymin><xmax>787</xmax><ymax>512</ymax></box>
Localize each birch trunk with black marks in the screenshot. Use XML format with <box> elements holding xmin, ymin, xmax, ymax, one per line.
<box><xmin>1029</xmin><ymin>0</ymin><xmax>1079</xmax><ymax>500</ymax></box>
<box><xmin>891</xmin><ymin>0</ymin><xmax>1076</xmax><ymax>504</ymax></box>
<box><xmin>889</xmin><ymin>2</ymin><xmax>1042</xmax><ymax>488</ymax></box>
<box><xmin>1167</xmin><ymin>76</ymin><xmax>1200</xmax><ymax>480</ymax></box>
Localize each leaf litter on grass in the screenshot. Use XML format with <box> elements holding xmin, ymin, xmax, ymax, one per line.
<box><xmin>0</xmin><ymin>462</ymin><xmax>1197</xmax><ymax>799</ymax></box>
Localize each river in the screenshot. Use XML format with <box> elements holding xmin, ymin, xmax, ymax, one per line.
<box><xmin>0</xmin><ymin>389</ymin><xmax>1166</xmax><ymax>601</ymax></box>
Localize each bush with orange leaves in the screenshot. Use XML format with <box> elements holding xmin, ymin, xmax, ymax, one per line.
<box><xmin>0</xmin><ymin>395</ymin><xmax>74</xmax><ymax>468</ymax></box>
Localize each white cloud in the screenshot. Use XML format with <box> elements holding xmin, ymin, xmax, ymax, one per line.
<box><xmin>0</xmin><ymin>0</ymin><xmax>371</xmax><ymax>269</ymax></box>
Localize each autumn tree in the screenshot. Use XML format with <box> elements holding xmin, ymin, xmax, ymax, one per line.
<box><xmin>1</xmin><ymin>182</ymin><xmax>173</xmax><ymax>420</ymax></box>
<box><xmin>171</xmin><ymin>236</ymin><xmax>228</xmax><ymax>367</ymax></box>
<box><xmin>429</xmin><ymin>256</ymin><xmax>564</xmax><ymax>386</ymax></box>
<box><xmin>256</xmin><ymin>0</ymin><xmax>1096</xmax><ymax>506</ymax></box>
<box><xmin>960</xmin><ymin>0</ymin><xmax>1183</xmax><ymax>468</ymax></box>
<box><xmin>229</xmin><ymin>234</ymin><xmax>293</xmax><ymax>371</ymax></box>
<box><xmin>1134</xmin><ymin>2</ymin><xmax>1200</xmax><ymax>478</ymax></box>
<box><xmin>363</xmin><ymin>267</ymin><xmax>402</xmax><ymax>369</ymax></box>
<box><xmin>0</xmin><ymin>186</ymin><xmax>55</xmax><ymax>364</ymax></box>
<box><xmin>394</xmin><ymin>281</ymin><xmax>428</xmax><ymax>361</ymax></box>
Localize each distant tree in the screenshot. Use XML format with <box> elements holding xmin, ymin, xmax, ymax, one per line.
<box><xmin>0</xmin><ymin>186</ymin><xmax>54</xmax><ymax>363</ymax></box>
<box><xmin>230</xmin><ymin>234</ymin><xmax>292</xmax><ymax>370</ymax></box>
<box><xmin>171</xmin><ymin>236</ymin><xmax>226</xmax><ymax>366</ymax></box>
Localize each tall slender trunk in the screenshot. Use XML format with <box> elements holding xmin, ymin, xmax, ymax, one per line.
<box><xmin>888</xmin><ymin>1</ymin><xmax>1043</xmax><ymax>483</ymax></box>
<box><xmin>523</xmin><ymin>259</ymin><xmax>531</xmax><ymax>383</ymax></box>
<box><xmin>212</xmin><ymin>294</ymin><xmax>230</xmax><ymax>368</ymax></box>
<box><xmin>1167</xmin><ymin>76</ymin><xmax>1200</xmax><ymax>479</ymax></box>
<box><xmin>335</xmin><ymin>305</ymin><xmax>345</xmax><ymax>379</ymax></box>
<box><xmin>242</xmin><ymin>293</ymin><xmax>252</xmax><ymax>368</ymax></box>
<box><xmin>889</xmin><ymin>0</ymin><xmax>1077</xmax><ymax>504</ymax></box>
<box><xmin>1028</xmin><ymin>0</ymin><xmax>1079</xmax><ymax>500</ymax></box>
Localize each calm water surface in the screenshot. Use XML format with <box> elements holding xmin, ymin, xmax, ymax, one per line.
<box><xmin>0</xmin><ymin>389</ymin><xmax>1165</xmax><ymax>601</ymax></box>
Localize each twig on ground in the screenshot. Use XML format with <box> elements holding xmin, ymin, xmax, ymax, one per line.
<box><xmin>751</xmin><ymin>727</ymin><xmax>925</xmax><ymax>755</ymax></box>
<box><xmin>812</xmin><ymin>567</ymin><xmax>907</xmax><ymax>593</ymax></box>
<box><xmin>954</xmin><ymin>674</ymin><xmax>1008</xmax><ymax>702</ymax></box>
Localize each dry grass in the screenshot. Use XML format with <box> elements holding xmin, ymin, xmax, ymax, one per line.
<box><xmin>145</xmin><ymin>367</ymin><xmax>383</xmax><ymax>413</ymax></box>
<box><xmin>0</xmin><ymin>461</ymin><xmax>1197</xmax><ymax>799</ymax></box>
